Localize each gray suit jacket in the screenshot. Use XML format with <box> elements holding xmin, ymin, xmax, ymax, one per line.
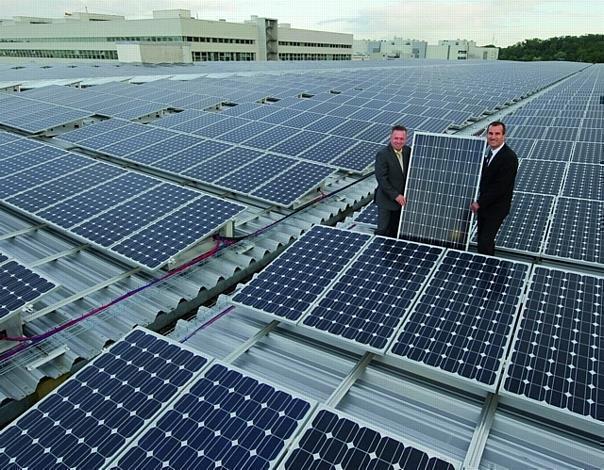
<box><xmin>374</xmin><ymin>144</ymin><xmax>411</xmax><ymax>211</ymax></box>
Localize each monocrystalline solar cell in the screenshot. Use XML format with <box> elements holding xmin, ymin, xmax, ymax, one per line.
<box><xmin>563</xmin><ymin>163</ymin><xmax>604</xmax><ymax>201</ymax></box>
<box><xmin>232</xmin><ymin>226</ymin><xmax>371</xmax><ymax>322</ymax></box>
<box><xmin>389</xmin><ymin>250</ymin><xmax>530</xmax><ymax>390</ymax></box>
<box><xmin>0</xmin><ymin>131</ymin><xmax>21</xmax><ymax>146</ymax></box>
<box><xmin>193</xmin><ymin>116</ymin><xmax>250</xmax><ymax>138</ymax></box>
<box><xmin>243</xmin><ymin>126</ymin><xmax>300</xmax><ymax>151</ymax></box>
<box><xmin>354</xmin><ymin>123</ymin><xmax>391</xmax><ymax>144</ymax></box>
<box><xmin>183</xmin><ymin>147</ymin><xmax>263</xmax><ymax>183</ymax></box>
<box><xmin>572</xmin><ymin>142</ymin><xmax>604</xmax><ymax>164</ymax></box>
<box><xmin>526</xmin><ymin>139</ymin><xmax>573</xmax><ymax>161</ymax></box>
<box><xmin>114</xmin><ymin>362</ymin><xmax>313</xmax><ymax>470</ymax></box>
<box><xmin>271</xmin><ymin>130</ymin><xmax>328</xmax><ymax>157</ymax></box>
<box><xmin>305</xmin><ymin>115</ymin><xmax>348</xmax><ymax>133</ymax></box>
<box><xmin>171</xmin><ymin>112</ymin><xmax>227</xmax><ymax>134</ymax></box>
<box><xmin>217</xmin><ymin>121</ymin><xmax>275</xmax><ymax>144</ymax></box>
<box><xmin>284</xmin><ymin>407</ymin><xmax>456</xmax><ymax>470</ymax></box>
<box><xmin>153</xmin><ymin>140</ymin><xmax>229</xmax><ymax>174</ymax></box>
<box><xmin>125</xmin><ymin>134</ymin><xmax>203</xmax><ymax>165</ymax></box>
<box><xmin>331</xmin><ymin>141</ymin><xmax>382</xmax><ymax>172</ymax></box>
<box><xmin>502</xmin><ymin>267</ymin><xmax>604</xmax><ymax>433</ymax></box>
<box><xmin>0</xmin><ymin>328</ymin><xmax>209</xmax><ymax>469</ymax></box>
<box><xmin>214</xmin><ymin>154</ymin><xmax>295</xmax><ymax>194</ymax></box>
<box><xmin>355</xmin><ymin>203</ymin><xmax>378</xmax><ymax>227</ymax></box>
<box><xmin>281</xmin><ymin>111</ymin><xmax>324</xmax><ymax>129</ymax></box>
<box><xmin>302</xmin><ymin>238</ymin><xmax>443</xmax><ymax>352</ymax></box>
<box><xmin>0</xmin><ymin>138</ymin><xmax>43</xmax><ymax>159</ymax></box>
<box><xmin>58</xmin><ymin>119</ymin><xmax>131</xmax><ymax>143</ymax></box>
<box><xmin>514</xmin><ymin>160</ymin><xmax>567</xmax><ymax>195</ymax></box>
<box><xmin>399</xmin><ymin>133</ymin><xmax>485</xmax><ymax>249</ymax></box>
<box><xmin>329</xmin><ymin>119</ymin><xmax>370</xmax><ymax>138</ymax></box>
<box><xmin>0</xmin><ymin>146</ymin><xmax>67</xmax><ymax>178</ymax></box>
<box><xmin>100</xmin><ymin>129</ymin><xmax>174</xmax><ymax>157</ymax></box>
<box><xmin>150</xmin><ymin>109</ymin><xmax>205</xmax><ymax>128</ymax></box>
<box><xmin>300</xmin><ymin>135</ymin><xmax>357</xmax><ymax>164</ymax></box>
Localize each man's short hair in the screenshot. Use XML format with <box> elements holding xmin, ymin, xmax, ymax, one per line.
<box><xmin>487</xmin><ymin>121</ymin><xmax>506</xmax><ymax>134</ymax></box>
<box><xmin>391</xmin><ymin>124</ymin><xmax>407</xmax><ymax>134</ymax></box>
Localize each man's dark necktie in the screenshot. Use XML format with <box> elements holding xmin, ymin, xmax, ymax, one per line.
<box><xmin>484</xmin><ymin>149</ymin><xmax>493</xmax><ymax>167</ymax></box>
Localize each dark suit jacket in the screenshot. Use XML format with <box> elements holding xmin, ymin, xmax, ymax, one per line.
<box><xmin>374</xmin><ymin>144</ymin><xmax>411</xmax><ymax>211</ymax></box>
<box><xmin>478</xmin><ymin>143</ymin><xmax>519</xmax><ymax>219</ymax></box>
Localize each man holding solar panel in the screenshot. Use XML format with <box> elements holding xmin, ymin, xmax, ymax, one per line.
<box><xmin>470</xmin><ymin>121</ymin><xmax>519</xmax><ymax>255</ymax></box>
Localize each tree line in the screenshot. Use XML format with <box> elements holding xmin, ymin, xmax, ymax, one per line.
<box><xmin>498</xmin><ymin>35</ymin><xmax>603</xmax><ymax>63</ymax></box>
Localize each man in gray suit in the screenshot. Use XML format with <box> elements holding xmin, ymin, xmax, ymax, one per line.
<box><xmin>374</xmin><ymin>125</ymin><xmax>411</xmax><ymax>237</ymax></box>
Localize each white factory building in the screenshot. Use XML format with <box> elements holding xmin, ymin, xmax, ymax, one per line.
<box><xmin>353</xmin><ymin>38</ymin><xmax>498</xmax><ymax>61</ymax></box>
<box><xmin>0</xmin><ymin>9</ymin><xmax>353</xmax><ymax>64</ymax></box>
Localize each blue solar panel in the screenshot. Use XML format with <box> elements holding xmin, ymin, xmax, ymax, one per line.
<box><xmin>100</xmin><ymin>129</ymin><xmax>174</xmax><ymax>157</ymax></box>
<box><xmin>37</xmin><ymin>173</ymin><xmax>159</xmax><ymax>229</ymax></box>
<box><xmin>77</xmin><ymin>123</ymin><xmax>144</xmax><ymax>150</ymax></box>
<box><xmin>389</xmin><ymin>251</ymin><xmax>529</xmax><ymax>390</ymax></box>
<box><xmin>399</xmin><ymin>133</ymin><xmax>486</xmax><ymax>250</ymax></box>
<box><xmin>0</xmin><ymin>138</ymin><xmax>43</xmax><ymax>159</ymax></box>
<box><xmin>563</xmin><ymin>164</ymin><xmax>603</xmax><ymax>201</ymax></box>
<box><xmin>0</xmin><ymin>328</ymin><xmax>208</xmax><ymax>469</ymax></box>
<box><xmin>251</xmin><ymin>161</ymin><xmax>334</xmax><ymax>207</ymax></box>
<box><xmin>193</xmin><ymin>116</ymin><xmax>250</xmax><ymax>138</ymax></box>
<box><xmin>514</xmin><ymin>160</ymin><xmax>566</xmax><ymax>195</ymax></box>
<box><xmin>112</xmin><ymin>196</ymin><xmax>245</xmax><ymax>270</ymax></box>
<box><xmin>150</xmin><ymin>109</ymin><xmax>206</xmax><ymax>128</ymax></box>
<box><xmin>217</xmin><ymin>120</ymin><xmax>275</xmax><ymax>144</ymax></box>
<box><xmin>271</xmin><ymin>130</ymin><xmax>328</xmax><ymax>157</ymax></box>
<box><xmin>0</xmin><ymin>131</ymin><xmax>20</xmax><ymax>146</ymax></box>
<box><xmin>0</xmin><ymin>146</ymin><xmax>66</xmax><ymax>178</ymax></box>
<box><xmin>220</xmin><ymin>102</ymin><xmax>264</xmax><ymax>116</ymax></box>
<box><xmin>305</xmin><ymin>115</ymin><xmax>348</xmax><ymax>133</ymax></box>
<box><xmin>112</xmin><ymin>102</ymin><xmax>166</xmax><ymax>120</ymax></box>
<box><xmin>153</xmin><ymin>140</ymin><xmax>230</xmax><ymax>174</ymax></box>
<box><xmin>125</xmin><ymin>134</ymin><xmax>203</xmax><ymax>165</ymax></box>
<box><xmin>355</xmin><ymin>203</ymin><xmax>378</xmax><ymax>227</ymax></box>
<box><xmin>238</xmin><ymin>104</ymin><xmax>281</xmax><ymax>121</ymax></box>
<box><xmin>572</xmin><ymin>142</ymin><xmax>603</xmax><ymax>164</ymax></box>
<box><xmin>284</xmin><ymin>407</ymin><xmax>456</xmax><ymax>470</ymax></box>
<box><xmin>243</xmin><ymin>126</ymin><xmax>299</xmax><ymax>151</ymax></box>
<box><xmin>502</xmin><ymin>267</ymin><xmax>603</xmax><ymax>433</ymax></box>
<box><xmin>416</xmin><ymin>117</ymin><xmax>452</xmax><ymax>133</ymax></box>
<box><xmin>543</xmin><ymin>126</ymin><xmax>579</xmax><ymax>142</ymax></box>
<box><xmin>183</xmin><ymin>147</ymin><xmax>263</xmax><ymax>183</ymax></box>
<box><xmin>171</xmin><ymin>112</ymin><xmax>227</xmax><ymax>134</ymax></box>
<box><xmin>59</xmin><ymin>119</ymin><xmax>131</xmax><ymax>143</ymax></box>
<box><xmin>214</xmin><ymin>154</ymin><xmax>295</xmax><ymax>193</ymax></box>
<box><xmin>300</xmin><ymin>135</ymin><xmax>357</xmax><ymax>164</ymax></box>
<box><xmin>302</xmin><ymin>238</ymin><xmax>443</xmax><ymax>352</ymax></box>
<box><xmin>544</xmin><ymin>197</ymin><xmax>603</xmax><ymax>266</ymax></box>
<box><xmin>354</xmin><ymin>123</ymin><xmax>391</xmax><ymax>144</ymax></box>
<box><xmin>114</xmin><ymin>362</ymin><xmax>313</xmax><ymax>470</ymax></box>
<box><xmin>329</xmin><ymin>119</ymin><xmax>371</xmax><ymax>138</ymax></box>
<box><xmin>331</xmin><ymin>141</ymin><xmax>382</xmax><ymax>172</ymax></box>
<box><xmin>259</xmin><ymin>108</ymin><xmax>305</xmax><ymax>125</ymax></box>
<box><xmin>281</xmin><ymin>111</ymin><xmax>324</xmax><ymax>129</ymax></box>
<box><xmin>0</xmin><ymin>255</ymin><xmax>57</xmax><ymax>319</ymax></box>
<box><xmin>372</xmin><ymin>110</ymin><xmax>405</xmax><ymax>125</ymax></box>
<box><xmin>232</xmin><ymin>226</ymin><xmax>371</xmax><ymax>322</ymax></box>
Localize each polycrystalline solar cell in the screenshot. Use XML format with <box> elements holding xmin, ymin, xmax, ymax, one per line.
<box><xmin>514</xmin><ymin>160</ymin><xmax>566</xmax><ymax>195</ymax></box>
<box><xmin>214</xmin><ymin>154</ymin><xmax>295</xmax><ymax>193</ymax></box>
<box><xmin>330</xmin><ymin>119</ymin><xmax>371</xmax><ymax>138</ymax></box>
<box><xmin>125</xmin><ymin>134</ymin><xmax>202</xmax><ymax>165</ymax></box>
<box><xmin>217</xmin><ymin>120</ymin><xmax>274</xmax><ymax>144</ymax></box>
<box><xmin>232</xmin><ymin>226</ymin><xmax>371</xmax><ymax>322</ymax></box>
<box><xmin>0</xmin><ymin>258</ymin><xmax>56</xmax><ymax>319</ymax></box>
<box><xmin>0</xmin><ymin>153</ymin><xmax>92</xmax><ymax>199</ymax></box>
<box><xmin>171</xmin><ymin>112</ymin><xmax>227</xmax><ymax>134</ymax></box>
<box><xmin>354</xmin><ymin>123</ymin><xmax>391</xmax><ymax>144</ymax></box>
<box><xmin>502</xmin><ymin>267</ymin><xmax>604</xmax><ymax>428</ymax></box>
<box><xmin>0</xmin><ymin>138</ymin><xmax>42</xmax><ymax>159</ymax></box>
<box><xmin>184</xmin><ymin>147</ymin><xmax>263</xmax><ymax>183</ymax></box>
<box><xmin>153</xmin><ymin>140</ymin><xmax>229</xmax><ymax>174</ymax></box>
<box><xmin>305</xmin><ymin>115</ymin><xmax>348</xmax><ymax>133</ymax></box>
<box><xmin>577</xmin><ymin>128</ymin><xmax>602</xmax><ymax>143</ymax></box>
<box><xmin>389</xmin><ymin>251</ymin><xmax>529</xmax><ymax>388</ymax></box>
<box><xmin>243</xmin><ymin>126</ymin><xmax>299</xmax><ymax>151</ymax></box>
<box><xmin>473</xmin><ymin>192</ymin><xmax>555</xmax><ymax>255</ymax></box>
<box><xmin>0</xmin><ymin>146</ymin><xmax>66</xmax><ymax>178</ymax></box>
<box><xmin>193</xmin><ymin>116</ymin><xmax>249</xmax><ymax>138</ymax></box>
<box><xmin>6</xmin><ymin>163</ymin><xmax>123</xmax><ymax>213</ymax></box>
<box><xmin>526</xmin><ymin>139</ymin><xmax>572</xmax><ymax>161</ymax></box>
<box><xmin>399</xmin><ymin>134</ymin><xmax>486</xmax><ymax>249</ymax></box>
<box><xmin>303</xmin><ymin>238</ymin><xmax>443</xmax><ymax>351</ymax></box>
<box><xmin>563</xmin><ymin>164</ymin><xmax>604</xmax><ymax>201</ymax></box>
<box><xmin>332</xmin><ymin>141</ymin><xmax>383</xmax><ymax>173</ymax></box>
<box><xmin>572</xmin><ymin>142</ymin><xmax>604</xmax><ymax>164</ymax></box>
<box><xmin>72</xmin><ymin>184</ymin><xmax>197</xmax><ymax>247</ymax></box>
<box><xmin>113</xmin><ymin>196</ymin><xmax>245</xmax><ymax>270</ymax></box>
<box><xmin>544</xmin><ymin>197</ymin><xmax>603</xmax><ymax>265</ymax></box>
<box><xmin>0</xmin><ymin>328</ymin><xmax>208</xmax><ymax>470</ymax></box>
<box><xmin>37</xmin><ymin>173</ymin><xmax>159</xmax><ymax>229</ymax></box>
<box><xmin>284</xmin><ymin>408</ymin><xmax>456</xmax><ymax>470</ymax></box>
<box><xmin>251</xmin><ymin>161</ymin><xmax>334</xmax><ymax>207</ymax></box>
<box><xmin>100</xmin><ymin>129</ymin><xmax>174</xmax><ymax>157</ymax></box>
<box><xmin>300</xmin><ymin>135</ymin><xmax>357</xmax><ymax>164</ymax></box>
<box><xmin>114</xmin><ymin>362</ymin><xmax>313</xmax><ymax>470</ymax></box>
<box><xmin>150</xmin><ymin>109</ymin><xmax>205</xmax><ymax>128</ymax></box>
<box><xmin>59</xmin><ymin>119</ymin><xmax>131</xmax><ymax>143</ymax></box>
<box><xmin>271</xmin><ymin>130</ymin><xmax>328</xmax><ymax>157</ymax></box>
<box><xmin>355</xmin><ymin>203</ymin><xmax>378</xmax><ymax>226</ymax></box>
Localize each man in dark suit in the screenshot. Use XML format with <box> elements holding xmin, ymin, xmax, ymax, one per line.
<box><xmin>470</xmin><ymin>121</ymin><xmax>518</xmax><ymax>255</ymax></box>
<box><xmin>374</xmin><ymin>125</ymin><xmax>411</xmax><ymax>238</ymax></box>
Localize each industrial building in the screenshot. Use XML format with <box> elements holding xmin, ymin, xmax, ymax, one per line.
<box><xmin>353</xmin><ymin>38</ymin><xmax>498</xmax><ymax>60</ymax></box>
<box><xmin>0</xmin><ymin>9</ymin><xmax>353</xmax><ymax>64</ymax></box>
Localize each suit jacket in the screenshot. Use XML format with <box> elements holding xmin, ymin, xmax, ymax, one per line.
<box><xmin>478</xmin><ymin>143</ymin><xmax>519</xmax><ymax>219</ymax></box>
<box><xmin>374</xmin><ymin>144</ymin><xmax>411</xmax><ymax>211</ymax></box>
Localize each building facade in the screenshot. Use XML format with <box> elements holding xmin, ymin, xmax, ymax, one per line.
<box><xmin>0</xmin><ymin>10</ymin><xmax>353</xmax><ymax>64</ymax></box>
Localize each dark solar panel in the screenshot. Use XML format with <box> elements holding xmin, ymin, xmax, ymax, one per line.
<box><xmin>514</xmin><ymin>160</ymin><xmax>567</xmax><ymax>195</ymax></box>
<box><xmin>563</xmin><ymin>163</ymin><xmax>604</xmax><ymax>201</ymax></box>
<box><xmin>214</xmin><ymin>154</ymin><xmax>295</xmax><ymax>194</ymax></box>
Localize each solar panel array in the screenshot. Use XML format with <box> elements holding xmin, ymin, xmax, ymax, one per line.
<box><xmin>0</xmin><ymin>135</ymin><xmax>246</xmax><ymax>271</ymax></box>
<box><xmin>399</xmin><ymin>133</ymin><xmax>486</xmax><ymax>250</ymax></box>
<box><xmin>0</xmin><ymin>251</ymin><xmax>57</xmax><ymax>319</ymax></box>
<box><xmin>501</xmin><ymin>267</ymin><xmax>603</xmax><ymax>434</ymax></box>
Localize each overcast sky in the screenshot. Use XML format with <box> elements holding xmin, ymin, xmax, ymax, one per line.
<box><xmin>1</xmin><ymin>0</ymin><xmax>602</xmax><ymax>47</ymax></box>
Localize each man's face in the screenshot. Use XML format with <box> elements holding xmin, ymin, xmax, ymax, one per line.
<box><xmin>487</xmin><ymin>124</ymin><xmax>505</xmax><ymax>149</ymax></box>
<box><xmin>390</xmin><ymin>130</ymin><xmax>407</xmax><ymax>151</ymax></box>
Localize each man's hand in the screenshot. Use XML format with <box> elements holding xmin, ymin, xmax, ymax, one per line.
<box><xmin>470</xmin><ymin>202</ymin><xmax>480</xmax><ymax>214</ymax></box>
<box><xmin>395</xmin><ymin>195</ymin><xmax>407</xmax><ymax>206</ymax></box>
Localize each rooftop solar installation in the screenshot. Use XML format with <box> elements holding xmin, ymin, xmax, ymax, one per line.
<box><xmin>214</xmin><ymin>154</ymin><xmax>296</xmax><ymax>194</ymax></box>
<box><xmin>398</xmin><ymin>133</ymin><xmax>486</xmax><ymax>250</ymax></box>
<box><xmin>543</xmin><ymin>197</ymin><xmax>603</xmax><ymax>267</ymax></box>
<box><xmin>113</xmin><ymin>362</ymin><xmax>314</xmax><ymax>470</ymax></box>
<box><xmin>572</xmin><ymin>142</ymin><xmax>604</xmax><ymax>164</ymax></box>
<box><xmin>388</xmin><ymin>250</ymin><xmax>530</xmax><ymax>392</ymax></box>
<box><xmin>232</xmin><ymin>226</ymin><xmax>372</xmax><ymax>323</ymax></box>
<box><xmin>0</xmin><ymin>252</ymin><xmax>57</xmax><ymax>319</ymax></box>
<box><xmin>271</xmin><ymin>130</ymin><xmax>328</xmax><ymax>157</ymax></box>
<box><xmin>0</xmin><ymin>138</ymin><xmax>45</xmax><ymax>159</ymax></box>
<box><xmin>526</xmin><ymin>139</ymin><xmax>573</xmax><ymax>162</ymax></box>
<box><xmin>299</xmin><ymin>135</ymin><xmax>356</xmax><ymax>164</ymax></box>
<box><xmin>0</xmin><ymin>328</ymin><xmax>209</xmax><ymax>469</ymax></box>
<box><xmin>562</xmin><ymin>163</ymin><xmax>604</xmax><ymax>201</ymax></box>
<box><xmin>124</xmin><ymin>134</ymin><xmax>203</xmax><ymax>166</ymax></box>
<box><xmin>331</xmin><ymin>141</ymin><xmax>382</xmax><ymax>172</ymax></box>
<box><xmin>354</xmin><ymin>202</ymin><xmax>378</xmax><ymax>227</ymax></box>
<box><xmin>301</xmin><ymin>237</ymin><xmax>443</xmax><ymax>353</ymax></box>
<box><xmin>514</xmin><ymin>160</ymin><xmax>567</xmax><ymax>195</ymax></box>
<box><xmin>501</xmin><ymin>267</ymin><xmax>603</xmax><ymax>435</ymax></box>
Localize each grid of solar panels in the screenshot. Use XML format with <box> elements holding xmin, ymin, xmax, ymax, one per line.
<box><xmin>0</xmin><ymin>252</ymin><xmax>57</xmax><ymax>319</ymax></box>
<box><xmin>399</xmin><ymin>133</ymin><xmax>486</xmax><ymax>250</ymax></box>
<box><xmin>354</xmin><ymin>202</ymin><xmax>378</xmax><ymax>227</ymax></box>
<box><xmin>388</xmin><ymin>251</ymin><xmax>530</xmax><ymax>391</ymax></box>
<box><xmin>0</xmin><ymin>328</ymin><xmax>209</xmax><ymax>470</ymax></box>
<box><xmin>283</xmin><ymin>407</ymin><xmax>457</xmax><ymax>470</ymax></box>
<box><xmin>0</xmin><ymin>140</ymin><xmax>246</xmax><ymax>271</ymax></box>
<box><xmin>112</xmin><ymin>362</ymin><xmax>314</xmax><ymax>469</ymax></box>
<box><xmin>501</xmin><ymin>267</ymin><xmax>603</xmax><ymax>435</ymax></box>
